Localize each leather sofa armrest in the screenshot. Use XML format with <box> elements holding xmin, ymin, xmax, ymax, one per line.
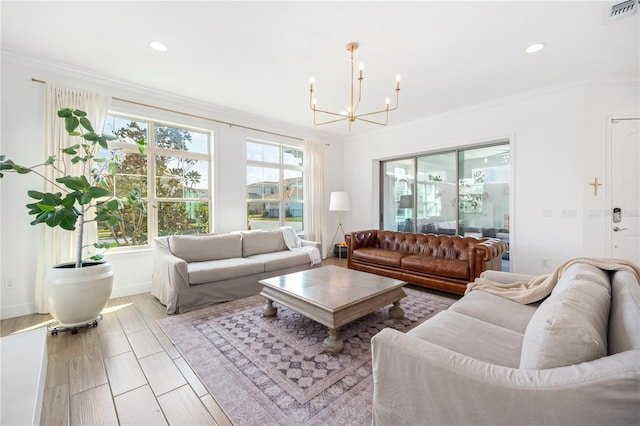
<box><xmin>469</xmin><ymin>238</ymin><xmax>508</xmax><ymax>278</ymax></box>
<box><xmin>346</xmin><ymin>230</ymin><xmax>379</xmax><ymax>259</ymax></box>
<box><xmin>473</xmin><ymin>238</ymin><xmax>508</xmax><ymax>262</ymax></box>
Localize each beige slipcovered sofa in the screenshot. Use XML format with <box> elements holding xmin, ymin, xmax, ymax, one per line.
<box><xmin>152</xmin><ymin>228</ymin><xmax>321</xmax><ymax>314</ymax></box>
<box><xmin>371</xmin><ymin>261</ymin><xmax>640</xmax><ymax>425</ymax></box>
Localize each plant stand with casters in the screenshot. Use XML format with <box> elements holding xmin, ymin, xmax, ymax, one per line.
<box><xmin>47</xmin><ymin>314</ymin><xmax>103</xmax><ymax>335</ymax></box>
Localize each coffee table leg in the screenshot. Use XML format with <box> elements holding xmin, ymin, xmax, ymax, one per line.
<box><xmin>323</xmin><ymin>328</ymin><xmax>344</xmax><ymax>354</ymax></box>
<box><xmin>262</xmin><ymin>299</ymin><xmax>278</xmax><ymax>317</ymax></box>
<box><xmin>388</xmin><ymin>301</ymin><xmax>405</xmax><ymax>319</ymax></box>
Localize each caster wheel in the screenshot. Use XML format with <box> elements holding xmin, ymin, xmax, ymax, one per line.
<box><xmin>92</xmin><ymin>320</ymin><xmax>98</xmax><ymax>327</ymax></box>
<box><xmin>71</xmin><ymin>328</ymin><xmax>78</xmax><ymax>335</ymax></box>
<box><xmin>51</xmin><ymin>330</ymin><xmax>58</xmax><ymax>336</ymax></box>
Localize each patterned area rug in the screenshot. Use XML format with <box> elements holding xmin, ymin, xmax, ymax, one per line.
<box><xmin>157</xmin><ymin>287</ymin><xmax>456</xmax><ymax>425</ymax></box>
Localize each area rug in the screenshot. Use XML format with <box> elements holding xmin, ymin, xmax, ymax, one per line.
<box><xmin>157</xmin><ymin>287</ymin><xmax>456</xmax><ymax>425</ymax></box>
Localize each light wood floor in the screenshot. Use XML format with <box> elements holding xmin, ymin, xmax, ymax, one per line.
<box><xmin>0</xmin><ymin>257</ymin><xmax>347</xmax><ymax>426</ymax></box>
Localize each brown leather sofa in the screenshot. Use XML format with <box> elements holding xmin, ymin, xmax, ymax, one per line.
<box><xmin>345</xmin><ymin>230</ymin><xmax>508</xmax><ymax>295</ymax></box>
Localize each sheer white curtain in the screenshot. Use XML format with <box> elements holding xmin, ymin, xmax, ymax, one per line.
<box><xmin>303</xmin><ymin>140</ymin><xmax>325</xmax><ymax>254</ymax></box>
<box><xmin>35</xmin><ymin>83</ymin><xmax>111</xmax><ymax>313</ymax></box>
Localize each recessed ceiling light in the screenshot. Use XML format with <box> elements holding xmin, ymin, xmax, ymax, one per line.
<box><xmin>149</xmin><ymin>41</ymin><xmax>167</xmax><ymax>52</ymax></box>
<box><xmin>525</xmin><ymin>43</ymin><xmax>545</xmax><ymax>54</ymax></box>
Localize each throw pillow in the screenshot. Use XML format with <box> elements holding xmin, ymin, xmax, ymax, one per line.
<box><xmin>519</xmin><ymin>276</ymin><xmax>610</xmax><ymax>370</ymax></box>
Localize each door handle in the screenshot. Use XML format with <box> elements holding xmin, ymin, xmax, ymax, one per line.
<box><xmin>613</xmin><ymin>226</ymin><xmax>628</xmax><ymax>232</ymax></box>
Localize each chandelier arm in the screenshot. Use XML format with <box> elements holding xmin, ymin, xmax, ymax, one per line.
<box><xmin>313</xmin><ymin>107</ymin><xmax>348</xmax><ymax>118</ymax></box>
<box><xmin>354</xmin><ymin>114</ymin><xmax>389</xmax><ymax>126</ymax></box>
<box><xmin>354</xmin><ymin>108</ymin><xmax>392</xmax><ymax>118</ymax></box>
<box><xmin>314</xmin><ymin>115</ymin><xmax>350</xmax><ymax>126</ymax></box>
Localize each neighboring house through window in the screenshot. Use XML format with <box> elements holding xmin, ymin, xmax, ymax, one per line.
<box><xmin>246</xmin><ymin>138</ymin><xmax>304</xmax><ymax>232</ymax></box>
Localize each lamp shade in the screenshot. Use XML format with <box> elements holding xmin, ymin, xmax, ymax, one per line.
<box><xmin>399</xmin><ymin>195</ymin><xmax>413</xmax><ymax>209</ymax></box>
<box><xmin>329</xmin><ymin>191</ymin><xmax>351</xmax><ymax>211</ymax></box>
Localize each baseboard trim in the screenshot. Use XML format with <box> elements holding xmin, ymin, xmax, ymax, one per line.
<box><xmin>110</xmin><ymin>281</ymin><xmax>152</xmax><ymax>298</ymax></box>
<box><xmin>0</xmin><ymin>283</ymin><xmax>152</xmax><ymax>320</ymax></box>
<box><xmin>0</xmin><ymin>302</ymin><xmax>36</xmax><ymax>321</ymax></box>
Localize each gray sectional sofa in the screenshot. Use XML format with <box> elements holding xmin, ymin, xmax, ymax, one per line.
<box><xmin>371</xmin><ymin>261</ymin><xmax>640</xmax><ymax>425</ymax></box>
<box><xmin>152</xmin><ymin>228</ymin><xmax>321</xmax><ymax>314</ymax></box>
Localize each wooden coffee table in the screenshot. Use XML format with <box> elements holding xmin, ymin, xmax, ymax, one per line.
<box><xmin>259</xmin><ymin>265</ymin><xmax>407</xmax><ymax>354</ymax></box>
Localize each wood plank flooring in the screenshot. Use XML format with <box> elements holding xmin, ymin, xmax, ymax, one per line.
<box><xmin>0</xmin><ymin>257</ymin><xmax>347</xmax><ymax>425</ymax></box>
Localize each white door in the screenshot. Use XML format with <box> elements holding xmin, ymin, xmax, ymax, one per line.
<box><xmin>610</xmin><ymin>118</ymin><xmax>640</xmax><ymax>264</ymax></box>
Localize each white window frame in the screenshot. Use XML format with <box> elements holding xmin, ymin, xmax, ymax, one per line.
<box><xmin>104</xmin><ymin>112</ymin><xmax>213</xmax><ymax>250</ymax></box>
<box><xmin>246</xmin><ymin>137</ymin><xmax>304</xmax><ymax>231</ymax></box>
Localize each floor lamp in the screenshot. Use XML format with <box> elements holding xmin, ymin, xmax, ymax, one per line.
<box><xmin>327</xmin><ymin>191</ymin><xmax>351</xmax><ymax>258</ymax></box>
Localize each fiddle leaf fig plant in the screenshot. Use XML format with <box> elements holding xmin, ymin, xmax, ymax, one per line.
<box><xmin>0</xmin><ymin>107</ymin><xmax>142</xmax><ymax>268</ymax></box>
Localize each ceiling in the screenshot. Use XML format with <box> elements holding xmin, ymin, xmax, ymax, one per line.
<box><xmin>2</xmin><ymin>1</ymin><xmax>639</xmax><ymax>138</ymax></box>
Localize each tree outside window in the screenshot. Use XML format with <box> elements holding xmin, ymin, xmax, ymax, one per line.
<box><xmin>100</xmin><ymin>114</ymin><xmax>212</xmax><ymax>247</ymax></box>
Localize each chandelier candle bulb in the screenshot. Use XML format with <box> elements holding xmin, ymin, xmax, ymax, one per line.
<box><xmin>396</xmin><ymin>75</ymin><xmax>401</xmax><ymax>90</ymax></box>
<box><xmin>359</xmin><ymin>63</ymin><xmax>364</xmax><ymax>79</ymax></box>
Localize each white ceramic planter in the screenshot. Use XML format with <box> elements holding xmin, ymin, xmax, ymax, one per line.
<box><xmin>48</xmin><ymin>261</ymin><xmax>114</xmax><ymax>328</ymax></box>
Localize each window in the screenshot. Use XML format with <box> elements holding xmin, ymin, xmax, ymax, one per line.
<box><xmin>246</xmin><ymin>139</ymin><xmax>304</xmax><ymax>232</ymax></box>
<box><xmin>100</xmin><ymin>114</ymin><xmax>212</xmax><ymax>247</ymax></box>
<box><xmin>381</xmin><ymin>142</ymin><xmax>510</xmax><ymax>269</ymax></box>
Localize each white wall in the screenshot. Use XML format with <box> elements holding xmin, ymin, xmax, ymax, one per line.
<box><xmin>0</xmin><ymin>53</ymin><xmax>341</xmax><ymax>319</ymax></box>
<box><xmin>342</xmin><ymin>80</ymin><xmax>639</xmax><ymax>275</ymax></box>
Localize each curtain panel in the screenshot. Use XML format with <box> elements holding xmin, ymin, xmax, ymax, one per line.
<box><xmin>303</xmin><ymin>140</ymin><xmax>325</xmax><ymax>256</ymax></box>
<box><xmin>35</xmin><ymin>83</ymin><xmax>111</xmax><ymax>313</ymax></box>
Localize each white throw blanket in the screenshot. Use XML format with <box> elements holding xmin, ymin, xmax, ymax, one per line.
<box><xmin>465</xmin><ymin>257</ymin><xmax>640</xmax><ymax>304</ymax></box>
<box><xmin>280</xmin><ymin>226</ymin><xmax>322</xmax><ymax>266</ymax></box>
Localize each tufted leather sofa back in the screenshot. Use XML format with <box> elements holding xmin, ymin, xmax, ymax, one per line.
<box><xmin>374</xmin><ymin>230</ymin><xmax>482</xmax><ymax>260</ymax></box>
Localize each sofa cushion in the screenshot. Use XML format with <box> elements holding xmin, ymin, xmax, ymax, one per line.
<box><xmin>247</xmin><ymin>250</ymin><xmax>310</xmax><ymax>272</ymax></box>
<box><xmin>352</xmin><ymin>248</ymin><xmax>405</xmax><ymax>267</ymax></box>
<box><xmin>608</xmin><ymin>270</ymin><xmax>640</xmax><ymax>354</ymax></box>
<box><xmin>519</xmin><ymin>268</ymin><xmax>611</xmax><ymax>370</ymax></box>
<box><xmin>240</xmin><ymin>229</ymin><xmax>287</xmax><ymax>257</ymax></box>
<box><xmin>169</xmin><ymin>233</ymin><xmax>242</xmax><ymax>263</ymax></box>
<box><xmin>449</xmin><ymin>290</ymin><xmax>538</xmax><ymax>334</ymax></box>
<box><xmin>408</xmin><ymin>310</ymin><xmax>524</xmax><ymax>368</ymax></box>
<box><xmin>401</xmin><ymin>255</ymin><xmax>469</xmax><ymax>279</ymax></box>
<box><xmin>187</xmin><ymin>258</ymin><xmax>265</xmax><ymax>285</ymax></box>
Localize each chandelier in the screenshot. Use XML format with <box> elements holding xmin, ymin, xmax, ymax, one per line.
<box><xmin>309</xmin><ymin>42</ymin><xmax>400</xmax><ymax>129</ymax></box>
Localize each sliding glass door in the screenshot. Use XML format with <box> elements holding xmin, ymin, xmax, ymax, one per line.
<box><xmin>380</xmin><ymin>142</ymin><xmax>510</xmax><ymax>268</ymax></box>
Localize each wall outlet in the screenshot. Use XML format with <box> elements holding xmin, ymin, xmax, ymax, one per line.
<box><xmin>588</xmin><ymin>209</ymin><xmax>602</xmax><ymax>218</ymax></box>
<box><xmin>541</xmin><ymin>209</ymin><xmax>552</xmax><ymax>217</ymax></box>
<box><xmin>5</xmin><ymin>279</ymin><xmax>14</xmax><ymax>289</ymax></box>
<box><xmin>541</xmin><ymin>259</ymin><xmax>549</xmax><ymax>268</ymax></box>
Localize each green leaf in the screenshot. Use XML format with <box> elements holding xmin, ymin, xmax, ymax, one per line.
<box><xmin>106</xmin><ymin>199</ymin><xmax>120</xmax><ymax>210</ymax></box>
<box><xmin>45</xmin><ymin>156</ymin><xmax>56</xmax><ymax>165</ymax></box>
<box><xmin>57</xmin><ymin>108</ymin><xmax>73</xmax><ymax>118</ymax></box>
<box><xmin>82</xmin><ymin>132</ymin><xmax>99</xmax><ymax>141</ymax></box>
<box><xmin>13</xmin><ymin>165</ymin><xmax>32</xmax><ymax>174</ymax></box>
<box><xmin>79</xmin><ymin>186</ymin><xmax>109</xmax><ymax>205</ymax></box>
<box><xmin>62</xmin><ymin>145</ymin><xmax>79</xmax><ymax>155</ymax></box>
<box><xmin>36</xmin><ymin>203</ymin><xmax>56</xmax><ymax>212</ymax></box>
<box><xmin>57</xmin><ymin>175</ymin><xmax>90</xmax><ymax>191</ymax></box>
<box><xmin>79</xmin><ymin>117</ymin><xmax>94</xmax><ymax>132</ymax></box>
<box><xmin>65</xmin><ymin>116</ymin><xmax>79</xmax><ymax>134</ymax></box>
<box><xmin>27</xmin><ymin>190</ymin><xmax>44</xmax><ymax>200</ymax></box>
<box><xmin>97</xmin><ymin>137</ymin><xmax>109</xmax><ymax>150</ymax></box>
<box><xmin>73</xmin><ymin>109</ymin><xmax>87</xmax><ymax>117</ymax></box>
